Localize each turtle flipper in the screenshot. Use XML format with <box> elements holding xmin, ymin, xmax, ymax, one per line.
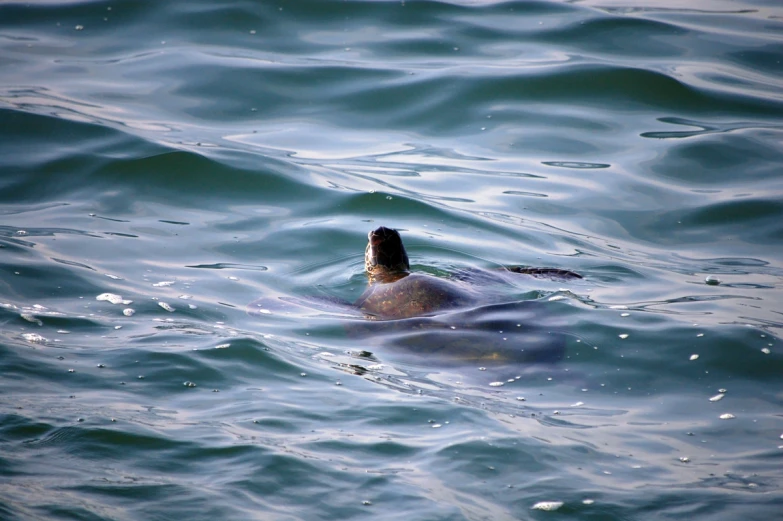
<box><xmin>505</xmin><ymin>266</ymin><xmax>582</xmax><ymax>280</ymax></box>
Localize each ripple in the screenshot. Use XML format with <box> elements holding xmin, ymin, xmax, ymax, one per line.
<box><xmin>51</xmin><ymin>258</ymin><xmax>96</xmax><ymax>271</ymax></box>
<box><xmin>641</xmin><ymin>116</ymin><xmax>783</xmax><ymax>139</ymax></box>
<box><xmin>187</xmin><ymin>263</ymin><xmax>268</xmax><ymax>271</ymax></box>
<box><xmin>542</xmin><ymin>161</ymin><xmax>611</xmax><ymax>169</ymax></box>
<box><xmin>502</xmin><ymin>190</ymin><xmax>548</xmax><ymax>198</ymax></box>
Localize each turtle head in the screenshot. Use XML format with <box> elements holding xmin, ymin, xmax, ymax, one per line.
<box><xmin>365</xmin><ymin>226</ymin><xmax>410</xmax><ymax>282</ymax></box>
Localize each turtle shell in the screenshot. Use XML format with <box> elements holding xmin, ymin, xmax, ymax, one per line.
<box><xmin>354</xmin><ymin>273</ymin><xmax>479</xmax><ymax>320</ymax></box>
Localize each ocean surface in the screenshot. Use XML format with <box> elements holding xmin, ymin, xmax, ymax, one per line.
<box><xmin>1</xmin><ymin>0</ymin><xmax>782</xmax><ymax>519</ymax></box>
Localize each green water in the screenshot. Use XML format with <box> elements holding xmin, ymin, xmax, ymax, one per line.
<box><xmin>1</xmin><ymin>1</ymin><xmax>782</xmax><ymax>519</ymax></box>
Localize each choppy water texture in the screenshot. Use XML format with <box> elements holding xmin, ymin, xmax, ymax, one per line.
<box><xmin>1</xmin><ymin>0</ymin><xmax>782</xmax><ymax>519</ymax></box>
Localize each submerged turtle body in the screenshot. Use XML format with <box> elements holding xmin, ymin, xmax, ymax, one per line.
<box><xmin>247</xmin><ymin>226</ymin><xmax>582</xmax><ymax>367</ymax></box>
<box><xmin>356</xmin><ymin>226</ymin><xmax>580</xmax><ymax>320</ymax></box>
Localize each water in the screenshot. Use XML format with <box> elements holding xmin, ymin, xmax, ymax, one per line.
<box><xmin>1</xmin><ymin>0</ymin><xmax>782</xmax><ymax>519</ymax></box>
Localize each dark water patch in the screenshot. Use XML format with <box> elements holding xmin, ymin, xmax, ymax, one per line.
<box><xmin>0</xmin><ymin>107</ymin><xmax>158</xmax><ymax>168</ymax></box>
<box><xmin>303</xmin><ymin>439</ymin><xmax>421</xmax><ymax>460</ymax></box>
<box><xmin>0</xmin><ymin>414</ymin><xmax>54</xmax><ymax>445</ymax></box>
<box><xmin>728</xmin><ymin>45</ymin><xmax>783</xmax><ymax>77</ymax></box>
<box><xmin>0</xmin><ymin>0</ymin><xmax>153</xmax><ymax>33</ymax></box>
<box><xmin>539</xmin><ymin>14</ymin><xmax>690</xmax><ymax>57</ymax></box>
<box><xmin>64</xmin><ymin>481</ymin><xmax>203</xmax><ymax>510</ymax></box>
<box><xmin>0</xmin><ymin>339</ymin><xmax>108</xmax><ymax>392</ymax></box>
<box><xmin>534</xmin><ymin>304</ymin><xmax>758</xmax><ymax>378</ymax></box>
<box><xmin>0</xmin><ymin>109</ymin><xmax>168</xmax><ymax>208</ymax></box>
<box><xmin>31</xmin><ymin>424</ymin><xmax>188</xmax><ymax>459</ymax></box>
<box><xmin>461</xmin><ymin>64</ymin><xmax>783</xmax><ymax>118</ymax></box>
<box><xmin>1</xmin><ymin>260</ymin><xmax>104</xmax><ymax>300</ymax></box>
<box><xmin>173</xmin><ymin>63</ymin><xmax>403</xmax><ymax>123</ymax></box>
<box><xmin>88</xmin><ymin>150</ymin><xmax>317</xmax><ymax>208</ymax></box>
<box><xmin>233</xmin><ymin>452</ymin><xmax>350</xmax><ymax>498</ymax></box>
<box><xmin>173</xmin><ymin>336</ymin><xmax>307</xmax><ymax>382</ymax></box>
<box><xmin>608</xmin><ymin>200</ymin><xmax>783</xmax><ymax>249</ymax></box>
<box><xmin>95</xmin><ymin>349</ymin><xmax>235</xmax><ymax>394</ymax></box>
<box><xmin>682</xmin><ymin>198</ymin><xmax>783</xmax><ymax>238</ymax></box>
<box><xmin>434</xmin><ymin>437</ymin><xmax>548</xmax><ymax>477</ymax></box>
<box><xmin>646</xmin><ymin>128</ymin><xmax>783</xmax><ymax>184</ymax></box>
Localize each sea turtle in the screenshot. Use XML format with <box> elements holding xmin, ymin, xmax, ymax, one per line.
<box><xmin>248</xmin><ymin>226</ymin><xmax>581</xmax><ymax>366</ymax></box>
<box><xmin>356</xmin><ymin>226</ymin><xmax>581</xmax><ymax>321</ymax></box>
